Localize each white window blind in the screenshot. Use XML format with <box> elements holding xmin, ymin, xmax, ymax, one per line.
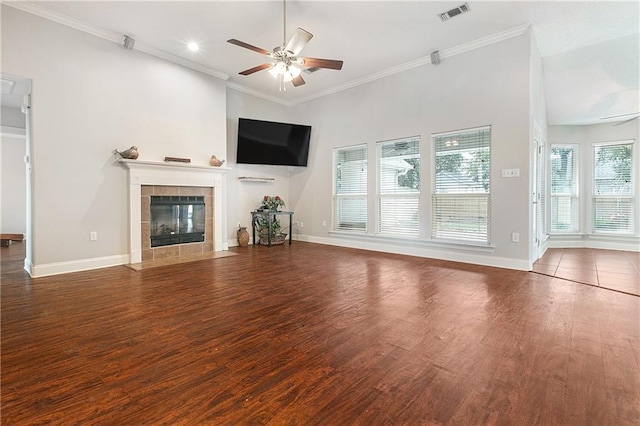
<box><xmin>432</xmin><ymin>127</ymin><xmax>491</xmax><ymax>243</ymax></box>
<box><xmin>593</xmin><ymin>142</ymin><xmax>634</xmax><ymax>234</ymax></box>
<box><xmin>538</xmin><ymin>143</ymin><xmax>547</xmax><ymax>238</ymax></box>
<box><xmin>377</xmin><ymin>137</ymin><xmax>420</xmax><ymax>237</ymax></box>
<box><xmin>550</xmin><ymin>145</ymin><xmax>579</xmax><ymax>233</ymax></box>
<box><xmin>333</xmin><ymin>145</ymin><xmax>367</xmax><ymax>232</ymax></box>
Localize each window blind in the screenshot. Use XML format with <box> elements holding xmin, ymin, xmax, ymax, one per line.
<box><xmin>333</xmin><ymin>145</ymin><xmax>367</xmax><ymax>232</ymax></box>
<box><xmin>593</xmin><ymin>142</ymin><xmax>634</xmax><ymax>234</ymax></box>
<box><xmin>432</xmin><ymin>127</ymin><xmax>491</xmax><ymax>243</ymax></box>
<box><xmin>538</xmin><ymin>143</ymin><xmax>547</xmax><ymax>238</ymax></box>
<box><xmin>377</xmin><ymin>138</ymin><xmax>420</xmax><ymax>237</ymax></box>
<box><xmin>550</xmin><ymin>145</ymin><xmax>579</xmax><ymax>233</ymax></box>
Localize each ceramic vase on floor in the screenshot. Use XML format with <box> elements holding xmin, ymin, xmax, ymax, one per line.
<box><xmin>237</xmin><ymin>226</ymin><xmax>250</xmax><ymax>247</ymax></box>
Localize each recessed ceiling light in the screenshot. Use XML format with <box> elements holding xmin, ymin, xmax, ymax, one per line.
<box><xmin>187</xmin><ymin>42</ymin><xmax>199</xmax><ymax>52</ymax></box>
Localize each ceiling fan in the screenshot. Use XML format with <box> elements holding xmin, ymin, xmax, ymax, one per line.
<box><xmin>227</xmin><ymin>0</ymin><xmax>343</xmax><ymax>90</ymax></box>
<box><xmin>600</xmin><ymin>112</ymin><xmax>640</xmax><ymax>126</ymax></box>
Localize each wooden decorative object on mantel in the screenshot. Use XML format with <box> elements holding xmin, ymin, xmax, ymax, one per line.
<box><xmin>164</xmin><ymin>157</ymin><xmax>191</xmax><ymax>163</ymax></box>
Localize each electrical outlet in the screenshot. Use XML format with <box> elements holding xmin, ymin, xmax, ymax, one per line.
<box><xmin>511</xmin><ymin>232</ymin><xmax>519</xmax><ymax>243</ymax></box>
<box><xmin>300</xmin><ymin>221</ymin><xmax>304</xmax><ymax>228</ymax></box>
<box><xmin>322</xmin><ymin>220</ymin><xmax>327</xmax><ymax>227</ymax></box>
<box><xmin>90</xmin><ymin>231</ymin><xmax>97</xmax><ymax>241</ymax></box>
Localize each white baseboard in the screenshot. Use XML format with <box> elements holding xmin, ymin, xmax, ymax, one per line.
<box><xmin>29</xmin><ymin>254</ymin><xmax>129</xmax><ymax>278</ymax></box>
<box><xmin>24</xmin><ymin>258</ymin><xmax>34</xmax><ymax>277</ymax></box>
<box><xmin>294</xmin><ymin>234</ymin><xmax>532</xmax><ymax>271</ymax></box>
<box><xmin>227</xmin><ymin>238</ymin><xmax>255</xmax><ymax>247</ymax></box>
<box><xmin>547</xmin><ymin>234</ymin><xmax>640</xmax><ymax>252</ymax></box>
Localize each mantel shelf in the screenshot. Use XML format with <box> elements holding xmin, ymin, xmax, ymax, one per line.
<box><xmin>238</xmin><ymin>176</ymin><xmax>275</xmax><ymax>183</ymax></box>
<box><xmin>119</xmin><ymin>159</ymin><xmax>230</xmax><ymax>172</ymax></box>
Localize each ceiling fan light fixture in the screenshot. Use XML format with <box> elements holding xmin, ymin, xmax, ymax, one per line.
<box><xmin>227</xmin><ymin>0</ymin><xmax>342</xmax><ymax>90</ymax></box>
<box><xmin>282</xmin><ymin>66</ymin><xmax>301</xmax><ymax>82</ymax></box>
<box><xmin>268</xmin><ymin>62</ymin><xmax>301</xmax><ymax>82</ymax></box>
<box><xmin>268</xmin><ymin>61</ymin><xmax>286</xmax><ymax>77</ymax></box>
<box><xmin>289</xmin><ymin>64</ymin><xmax>302</xmax><ymax>78</ymax></box>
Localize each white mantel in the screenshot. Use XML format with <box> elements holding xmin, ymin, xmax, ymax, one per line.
<box><xmin>120</xmin><ymin>159</ymin><xmax>229</xmax><ymax>263</ymax></box>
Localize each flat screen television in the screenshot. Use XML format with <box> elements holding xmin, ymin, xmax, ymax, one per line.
<box><xmin>236</xmin><ymin>118</ymin><xmax>311</xmax><ymax>167</ymax></box>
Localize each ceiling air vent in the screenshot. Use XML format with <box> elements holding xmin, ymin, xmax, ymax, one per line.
<box><xmin>303</xmin><ymin>67</ymin><xmax>322</xmax><ymax>74</ymax></box>
<box><xmin>439</xmin><ymin>3</ymin><xmax>470</xmax><ymax>21</ymax></box>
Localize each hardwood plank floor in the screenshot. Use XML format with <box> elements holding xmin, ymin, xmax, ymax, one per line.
<box><xmin>534</xmin><ymin>248</ymin><xmax>640</xmax><ymax>296</ymax></box>
<box><xmin>2</xmin><ymin>241</ymin><xmax>639</xmax><ymax>424</ymax></box>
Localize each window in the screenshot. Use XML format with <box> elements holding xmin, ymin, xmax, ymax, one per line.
<box><xmin>432</xmin><ymin>126</ymin><xmax>491</xmax><ymax>243</ymax></box>
<box><xmin>593</xmin><ymin>141</ymin><xmax>634</xmax><ymax>234</ymax></box>
<box><xmin>550</xmin><ymin>145</ymin><xmax>579</xmax><ymax>233</ymax></box>
<box><xmin>377</xmin><ymin>137</ymin><xmax>420</xmax><ymax>237</ymax></box>
<box><xmin>333</xmin><ymin>145</ymin><xmax>367</xmax><ymax>232</ymax></box>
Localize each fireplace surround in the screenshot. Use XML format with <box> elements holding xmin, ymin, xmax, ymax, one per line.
<box><xmin>120</xmin><ymin>160</ymin><xmax>228</xmax><ymax>264</ymax></box>
<box><xmin>150</xmin><ymin>195</ymin><xmax>206</xmax><ymax>248</ymax></box>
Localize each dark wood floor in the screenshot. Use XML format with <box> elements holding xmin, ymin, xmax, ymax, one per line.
<box><xmin>2</xmin><ymin>241</ymin><xmax>639</xmax><ymax>424</ymax></box>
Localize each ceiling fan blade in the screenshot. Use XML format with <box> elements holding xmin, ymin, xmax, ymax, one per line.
<box><xmin>292</xmin><ymin>75</ymin><xmax>305</xmax><ymax>87</ymax></box>
<box><xmin>239</xmin><ymin>63</ymin><xmax>273</xmax><ymax>76</ymax></box>
<box><xmin>612</xmin><ymin>115</ymin><xmax>640</xmax><ymax>126</ymax></box>
<box><xmin>227</xmin><ymin>39</ymin><xmax>272</xmax><ymax>56</ymax></box>
<box><xmin>284</xmin><ymin>28</ymin><xmax>313</xmax><ymax>55</ymax></box>
<box><xmin>301</xmin><ymin>57</ymin><xmax>344</xmax><ymax>70</ymax></box>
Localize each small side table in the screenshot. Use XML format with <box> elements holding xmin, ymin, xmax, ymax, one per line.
<box><xmin>251</xmin><ymin>210</ymin><xmax>294</xmax><ymax>246</ymax></box>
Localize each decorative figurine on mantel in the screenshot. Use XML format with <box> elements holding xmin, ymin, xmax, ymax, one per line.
<box><xmin>115</xmin><ymin>146</ymin><xmax>139</xmax><ymax>160</ymax></box>
<box><xmin>209</xmin><ymin>155</ymin><xmax>225</xmax><ymax>167</ymax></box>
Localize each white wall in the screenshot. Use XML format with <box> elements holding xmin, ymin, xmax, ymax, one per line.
<box><xmin>1</xmin><ymin>6</ymin><xmax>227</xmax><ymax>274</ymax></box>
<box><xmin>548</xmin><ymin>120</ymin><xmax>640</xmax><ymax>250</ymax></box>
<box><xmin>1</xmin><ymin>134</ymin><xmax>27</xmax><ymax>235</ymax></box>
<box><xmin>1</xmin><ymin>4</ymin><xmax>546</xmax><ymax>273</ymax></box>
<box><xmin>1</xmin><ymin>106</ymin><xmax>27</xmax><ymax>235</ymax></box>
<box><xmin>225</xmin><ymin>89</ymin><xmax>293</xmax><ymax>245</ymax></box>
<box><xmin>287</xmin><ymin>32</ymin><xmax>534</xmax><ymax>269</ymax></box>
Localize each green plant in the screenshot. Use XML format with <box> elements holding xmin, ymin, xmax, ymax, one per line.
<box><xmin>256</xmin><ymin>215</ymin><xmax>282</xmax><ymax>236</ymax></box>
<box><xmin>261</xmin><ymin>195</ymin><xmax>285</xmax><ymax>211</ymax></box>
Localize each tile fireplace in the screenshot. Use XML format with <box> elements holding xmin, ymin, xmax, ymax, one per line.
<box><xmin>120</xmin><ymin>160</ymin><xmax>228</xmax><ymax>264</ymax></box>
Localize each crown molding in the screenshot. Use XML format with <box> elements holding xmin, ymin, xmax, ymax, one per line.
<box><xmin>8</xmin><ymin>0</ymin><xmax>528</xmax><ymax>106</ymax></box>
<box><xmin>225</xmin><ymin>82</ymin><xmax>292</xmax><ymax>107</ymax></box>
<box><xmin>4</xmin><ymin>1</ymin><xmax>229</xmax><ymax>81</ymax></box>
<box><xmin>290</xmin><ymin>23</ymin><xmax>530</xmax><ymax>106</ymax></box>
<box><xmin>443</xmin><ymin>23</ymin><xmax>530</xmax><ymax>59</ymax></box>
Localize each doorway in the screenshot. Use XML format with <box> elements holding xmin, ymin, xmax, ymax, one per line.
<box><xmin>531</xmin><ymin>122</ymin><xmax>547</xmax><ymax>263</ymax></box>
<box><xmin>1</xmin><ymin>72</ymin><xmax>32</xmax><ymax>274</ymax></box>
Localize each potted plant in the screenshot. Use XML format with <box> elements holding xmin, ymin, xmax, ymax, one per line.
<box><xmin>256</xmin><ymin>195</ymin><xmax>287</xmax><ymax>244</ymax></box>
<box><xmin>260</xmin><ymin>195</ymin><xmax>285</xmax><ymax>211</ymax></box>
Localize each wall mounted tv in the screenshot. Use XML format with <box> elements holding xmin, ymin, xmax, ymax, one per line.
<box><xmin>236</xmin><ymin>118</ymin><xmax>311</xmax><ymax>167</ymax></box>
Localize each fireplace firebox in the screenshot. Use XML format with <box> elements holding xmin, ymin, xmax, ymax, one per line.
<box><xmin>150</xmin><ymin>196</ymin><xmax>205</xmax><ymax>248</ymax></box>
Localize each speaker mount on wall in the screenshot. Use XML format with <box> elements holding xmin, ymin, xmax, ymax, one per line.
<box><xmin>123</xmin><ymin>35</ymin><xmax>135</xmax><ymax>50</ymax></box>
<box><xmin>430</xmin><ymin>50</ymin><xmax>441</xmax><ymax>65</ymax></box>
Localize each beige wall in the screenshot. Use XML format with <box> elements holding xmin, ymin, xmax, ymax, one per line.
<box><xmin>2</xmin><ymin>5</ymin><xmax>227</xmax><ymax>270</ymax></box>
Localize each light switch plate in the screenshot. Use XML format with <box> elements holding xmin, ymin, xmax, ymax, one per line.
<box><xmin>502</xmin><ymin>168</ymin><xmax>520</xmax><ymax>178</ymax></box>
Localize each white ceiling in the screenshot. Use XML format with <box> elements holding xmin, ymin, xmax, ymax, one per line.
<box><xmin>6</xmin><ymin>1</ymin><xmax>640</xmax><ymax>125</ymax></box>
